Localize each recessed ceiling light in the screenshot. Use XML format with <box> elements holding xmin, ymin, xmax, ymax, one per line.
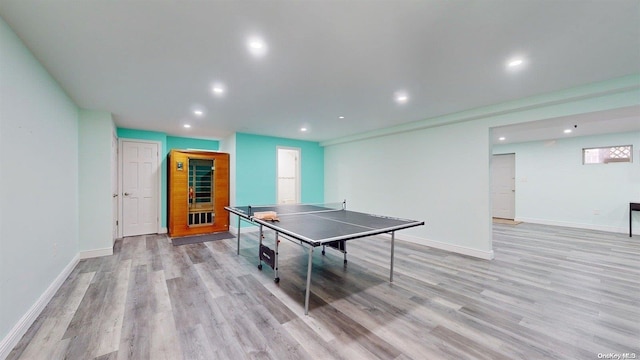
<box><xmin>506</xmin><ymin>56</ymin><xmax>527</xmax><ymax>70</ymax></box>
<box><xmin>191</xmin><ymin>105</ymin><xmax>206</xmax><ymax>117</ymax></box>
<box><xmin>499</xmin><ymin>136</ymin><xmax>506</xmax><ymax>141</ymax></box>
<box><xmin>508</xmin><ymin>59</ymin><xmax>523</xmax><ymax>67</ymax></box>
<box><xmin>211</xmin><ymin>83</ymin><xmax>226</xmax><ymax>96</ymax></box>
<box><xmin>339</xmin><ymin>116</ymin><xmax>345</xmax><ymax>119</ymax></box>
<box><xmin>247</xmin><ymin>37</ymin><xmax>267</xmax><ymax>56</ymax></box>
<box><xmin>394</xmin><ymin>91</ymin><xmax>409</xmax><ymax>104</ymax></box>
<box><xmin>564</xmin><ymin>129</ymin><xmax>572</xmax><ymax>134</ymax></box>
<box><xmin>300</xmin><ymin>127</ymin><xmax>308</xmax><ymax>132</ymax></box>
<box><xmin>184</xmin><ymin>124</ymin><xmax>191</xmax><ymax>128</ymax></box>
<box><xmin>249</xmin><ymin>41</ymin><xmax>263</xmax><ymax>49</ymax></box>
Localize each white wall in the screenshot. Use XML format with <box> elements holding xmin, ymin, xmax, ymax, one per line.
<box><xmin>325</xmin><ymin>119</ymin><xmax>494</xmax><ymax>258</ymax></box>
<box><xmin>0</xmin><ymin>16</ymin><xmax>79</xmax><ymax>351</ymax></box>
<box><xmin>219</xmin><ymin>133</ymin><xmax>236</xmax><ymax>205</ymax></box>
<box><xmin>323</xmin><ymin>75</ymin><xmax>639</xmax><ymax>259</ymax></box>
<box><xmin>78</xmin><ymin>110</ymin><xmax>115</xmax><ymax>256</ymax></box>
<box><xmin>494</xmin><ymin>131</ymin><xmax>640</xmax><ymax>233</ymax></box>
<box><xmin>219</xmin><ymin>133</ymin><xmax>237</xmax><ymax>228</ymax></box>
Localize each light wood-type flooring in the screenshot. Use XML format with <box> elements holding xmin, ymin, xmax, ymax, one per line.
<box><xmin>7</xmin><ymin>223</ymin><xmax>640</xmax><ymax>359</ymax></box>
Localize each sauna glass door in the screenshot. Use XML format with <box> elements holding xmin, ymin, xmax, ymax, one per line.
<box><xmin>188</xmin><ymin>158</ymin><xmax>214</xmax><ymax>226</ymax></box>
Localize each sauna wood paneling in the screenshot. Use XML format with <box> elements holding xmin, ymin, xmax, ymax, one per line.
<box><xmin>168</xmin><ymin>150</ymin><xmax>229</xmax><ymax>237</ymax></box>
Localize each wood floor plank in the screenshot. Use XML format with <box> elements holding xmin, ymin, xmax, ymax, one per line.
<box><xmin>236</xmin><ymin>274</ymin><xmax>299</xmax><ymax>323</ymax></box>
<box><xmin>281</xmin><ymin>317</ymin><xmax>346</xmax><ymax>360</ymax></box>
<box><xmin>116</xmin><ymin>264</ymin><xmax>151</xmax><ymax>360</ymax></box>
<box><xmin>244</xmin><ymin>305</ymin><xmax>312</xmax><ymax>360</ymax></box>
<box><xmin>8</xmin><ymin>223</ymin><xmax>640</xmax><ymax>359</ymax></box>
<box><xmin>212</xmin><ymin>295</ymin><xmax>272</xmax><ymax>355</ymax></box>
<box><xmin>183</xmin><ymin>243</ymin><xmax>215</xmax><ymax>264</ymax></box>
<box><xmin>93</xmin><ymin>259</ymin><xmax>132</xmax><ymax>358</ymax></box>
<box><xmin>148</xmin><ymin>310</ymin><xmax>183</xmax><ymax>360</ymax></box>
<box><xmin>7</xmin><ymin>272</ymin><xmax>95</xmax><ymax>360</ymax></box>
<box><xmin>430</xmin><ymin>325</ymin><xmax>511</xmax><ymax>360</ymax></box>
<box><xmin>94</xmin><ymin>350</ymin><xmax>118</xmax><ymax>360</ymax></box>
<box><xmin>193</xmin><ymin>261</ymin><xmax>229</xmax><ymax>299</ymax></box>
<box><xmin>176</xmin><ymin>324</ymin><xmax>216</xmax><ymax>360</ymax></box>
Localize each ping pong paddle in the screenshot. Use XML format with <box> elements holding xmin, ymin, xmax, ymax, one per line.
<box><xmin>254</xmin><ymin>211</ymin><xmax>280</xmax><ymax>221</ymax></box>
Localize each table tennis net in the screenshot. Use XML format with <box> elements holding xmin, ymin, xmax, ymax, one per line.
<box><xmin>247</xmin><ymin>201</ymin><xmax>345</xmax><ymax>217</ymax></box>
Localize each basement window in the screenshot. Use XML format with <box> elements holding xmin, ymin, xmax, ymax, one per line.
<box><xmin>583</xmin><ymin>145</ymin><xmax>632</xmax><ymax>164</ymax></box>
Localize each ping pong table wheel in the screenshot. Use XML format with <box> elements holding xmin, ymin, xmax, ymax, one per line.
<box><xmin>344</xmin><ymin>259</ymin><xmax>348</xmax><ymax>264</ymax></box>
<box><xmin>274</xmin><ymin>277</ymin><xmax>280</xmax><ymax>283</ymax></box>
<box><xmin>321</xmin><ymin>250</ymin><xmax>325</xmax><ymax>255</ymax></box>
<box><xmin>258</xmin><ymin>264</ymin><xmax>263</xmax><ymax>270</ymax></box>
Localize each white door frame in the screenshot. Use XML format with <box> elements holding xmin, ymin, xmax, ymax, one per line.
<box><xmin>118</xmin><ymin>139</ymin><xmax>162</xmax><ymax>238</ymax></box>
<box><xmin>276</xmin><ymin>146</ymin><xmax>301</xmax><ymax>204</ymax></box>
<box><xmin>112</xmin><ymin>130</ymin><xmax>119</xmax><ymax>244</ymax></box>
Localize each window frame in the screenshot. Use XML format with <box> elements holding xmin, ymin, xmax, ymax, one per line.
<box><xmin>582</xmin><ymin>145</ymin><xmax>633</xmax><ymax>165</ymax></box>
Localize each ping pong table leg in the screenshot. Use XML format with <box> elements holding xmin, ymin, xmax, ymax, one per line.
<box><xmin>390</xmin><ymin>231</ymin><xmax>395</xmax><ymax>282</ymax></box>
<box><xmin>305</xmin><ymin>247</ymin><xmax>314</xmax><ymax>315</ymax></box>
<box><xmin>343</xmin><ymin>241</ymin><xmax>347</xmax><ymax>264</ymax></box>
<box><xmin>257</xmin><ymin>225</ymin><xmax>263</xmax><ymax>270</ymax></box>
<box><xmin>274</xmin><ymin>232</ymin><xmax>279</xmax><ymax>283</ymax></box>
<box><xmin>236</xmin><ymin>216</ymin><xmax>241</xmax><ymax>255</ymax></box>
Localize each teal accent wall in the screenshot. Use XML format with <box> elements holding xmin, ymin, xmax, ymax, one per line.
<box><xmin>167</xmin><ymin>136</ymin><xmax>219</xmax><ymax>153</ymax></box>
<box><xmin>116</xmin><ymin>130</ymin><xmax>319</xmax><ymax>230</ymax></box>
<box><xmin>117</xmin><ymin>128</ymin><xmax>166</xmax><ymax>143</ymax></box>
<box><xmin>116</xmin><ymin>128</ymin><xmax>219</xmax><ymax>229</ymax></box>
<box><xmin>235</xmin><ymin>133</ymin><xmax>324</xmax><ymax>206</ymax></box>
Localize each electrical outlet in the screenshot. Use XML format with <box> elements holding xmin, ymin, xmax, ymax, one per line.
<box><xmin>593</xmin><ymin>210</ymin><xmax>600</xmax><ymax>215</ymax></box>
<box><xmin>53</xmin><ymin>242</ymin><xmax>58</xmax><ymax>257</ymax></box>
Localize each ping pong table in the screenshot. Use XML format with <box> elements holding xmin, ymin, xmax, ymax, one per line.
<box><xmin>225</xmin><ymin>201</ymin><xmax>424</xmax><ymax>314</ymax></box>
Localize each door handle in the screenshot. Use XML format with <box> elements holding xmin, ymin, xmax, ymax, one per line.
<box><xmin>124</xmin><ymin>192</ymin><xmax>131</xmax><ymax>196</ymax></box>
<box><xmin>113</xmin><ymin>194</ymin><xmax>118</xmax><ymax>198</ymax></box>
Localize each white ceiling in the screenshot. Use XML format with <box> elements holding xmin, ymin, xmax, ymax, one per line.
<box><xmin>1</xmin><ymin>0</ymin><xmax>639</xmax><ymax>143</ymax></box>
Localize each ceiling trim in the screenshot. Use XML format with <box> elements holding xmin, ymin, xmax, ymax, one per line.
<box><xmin>320</xmin><ymin>74</ymin><xmax>640</xmax><ymax>147</ymax></box>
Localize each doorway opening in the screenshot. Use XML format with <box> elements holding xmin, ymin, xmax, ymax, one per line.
<box><xmin>119</xmin><ymin>139</ymin><xmax>161</xmax><ymax>237</ymax></box>
<box><xmin>277</xmin><ymin>147</ymin><xmax>301</xmax><ymax>204</ymax></box>
<box><xmin>491</xmin><ymin>153</ymin><xmax>516</xmax><ymax>220</ymax></box>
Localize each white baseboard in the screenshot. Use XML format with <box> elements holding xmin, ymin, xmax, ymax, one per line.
<box><xmin>79</xmin><ymin>247</ymin><xmax>113</xmax><ymax>259</ymax></box>
<box><xmin>516</xmin><ymin>217</ymin><xmax>627</xmax><ymax>234</ymax></box>
<box><xmin>393</xmin><ymin>233</ymin><xmax>495</xmax><ymax>260</ymax></box>
<box><xmin>159</xmin><ymin>227</ymin><xmax>168</xmax><ymax>234</ymax></box>
<box><xmin>0</xmin><ymin>254</ymin><xmax>80</xmax><ymax>360</ymax></box>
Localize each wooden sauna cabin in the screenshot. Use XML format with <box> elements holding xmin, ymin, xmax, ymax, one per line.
<box><xmin>168</xmin><ymin>149</ymin><xmax>230</xmax><ymax>238</ymax></box>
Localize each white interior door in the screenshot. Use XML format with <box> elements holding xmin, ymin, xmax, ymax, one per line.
<box><xmin>492</xmin><ymin>153</ymin><xmax>516</xmax><ymax>219</ymax></box>
<box><xmin>112</xmin><ymin>132</ymin><xmax>119</xmax><ymax>243</ymax></box>
<box><xmin>277</xmin><ymin>147</ymin><xmax>300</xmax><ymax>204</ymax></box>
<box><xmin>121</xmin><ymin>140</ymin><xmax>159</xmax><ymax>236</ymax></box>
